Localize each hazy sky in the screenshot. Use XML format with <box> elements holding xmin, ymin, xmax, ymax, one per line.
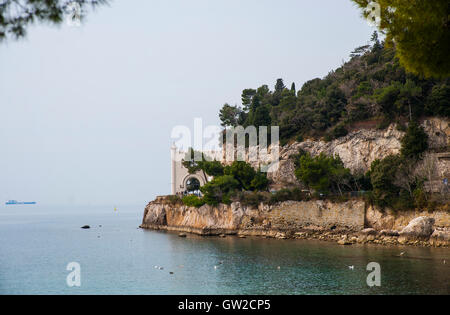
<box><xmin>0</xmin><ymin>0</ymin><xmax>375</xmax><ymax>207</ymax></box>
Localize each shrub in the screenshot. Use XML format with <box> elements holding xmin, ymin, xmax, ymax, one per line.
<box><xmin>400</xmin><ymin>121</ymin><xmax>428</xmax><ymax>159</ymax></box>
<box><xmin>238</xmin><ymin>192</ymin><xmax>268</xmax><ymax>208</ymax></box>
<box><xmin>269</xmin><ymin>188</ymin><xmax>307</xmax><ymax>205</ymax></box>
<box><xmin>167</xmin><ymin>195</ymin><xmax>182</xmax><ymax>205</ymax></box>
<box><xmin>182</xmin><ymin>195</ymin><xmax>205</xmax><ymax>208</ymax></box>
<box><xmin>368</xmin><ymin>155</ymin><xmax>401</xmax><ymax>208</ymax></box>
<box><xmin>200</xmin><ymin>175</ymin><xmax>240</xmax><ymax>206</ymax></box>
<box><xmin>294</xmin><ymin>152</ymin><xmax>352</xmax><ymax>194</ymax></box>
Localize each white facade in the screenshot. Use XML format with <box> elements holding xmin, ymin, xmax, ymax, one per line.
<box><xmin>170</xmin><ymin>145</ymin><xmax>211</xmax><ymax>195</ymax></box>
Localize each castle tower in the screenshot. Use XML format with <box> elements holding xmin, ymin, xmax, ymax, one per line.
<box><xmin>170</xmin><ymin>145</ymin><xmax>208</xmax><ymax>195</ymax></box>
<box><xmin>171</xmin><ymin>143</ymin><xmax>177</xmax><ymax>195</ymax></box>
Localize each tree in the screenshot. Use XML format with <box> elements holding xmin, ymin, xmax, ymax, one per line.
<box><xmin>200</xmin><ymin>175</ymin><xmax>240</xmax><ymax>205</ymax></box>
<box><xmin>396</xmin><ymin>80</ymin><xmax>422</xmax><ymax>121</ymax></box>
<box><xmin>241</xmin><ymin>89</ymin><xmax>257</xmax><ymax>111</ymax></box>
<box><xmin>251</xmin><ymin>105</ymin><xmax>271</xmax><ymax>128</ymax></box>
<box><xmin>374</xmin><ymin>81</ymin><xmax>402</xmax><ymax>116</ymax></box>
<box><xmin>352</xmin><ymin>0</ymin><xmax>450</xmax><ymax>78</ymax></box>
<box><xmin>294</xmin><ymin>152</ymin><xmax>352</xmax><ymax>195</ymax></box>
<box><xmin>250</xmin><ymin>173</ymin><xmax>269</xmax><ymax>191</ymax></box>
<box><xmin>0</xmin><ymin>0</ymin><xmax>108</xmax><ymax>41</ymax></box>
<box><xmin>274</xmin><ymin>79</ymin><xmax>285</xmax><ymax>93</ymax></box>
<box><xmin>224</xmin><ymin>161</ymin><xmax>257</xmax><ymax>191</ymax></box>
<box><xmin>369</xmin><ymin>155</ymin><xmax>401</xmax><ymax>207</ymax></box>
<box><xmin>291</xmin><ymin>82</ymin><xmax>296</xmax><ymax>94</ymax></box>
<box><xmin>182</xmin><ymin>148</ymin><xmax>226</xmax><ymax>181</ymax></box>
<box><xmin>219</xmin><ymin>104</ymin><xmax>242</xmax><ymax>127</ymax></box>
<box><xmin>426</xmin><ymin>83</ymin><xmax>450</xmax><ymax>117</ymax></box>
<box><xmin>400</xmin><ymin>121</ymin><xmax>428</xmax><ymax>159</ymax></box>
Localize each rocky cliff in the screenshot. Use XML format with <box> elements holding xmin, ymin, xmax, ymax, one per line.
<box><xmin>141</xmin><ymin>196</ymin><xmax>449</xmax><ymax>247</ymax></box>
<box><xmin>269</xmin><ymin>118</ymin><xmax>449</xmax><ymax>189</ymax></box>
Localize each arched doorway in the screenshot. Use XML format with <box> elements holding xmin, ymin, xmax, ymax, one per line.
<box><xmin>186</xmin><ymin>177</ymin><xmax>201</xmax><ymax>192</ymax></box>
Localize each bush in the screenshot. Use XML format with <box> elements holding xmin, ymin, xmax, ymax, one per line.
<box><xmin>413</xmin><ymin>187</ymin><xmax>428</xmax><ymax>209</ymax></box>
<box><xmin>182</xmin><ymin>195</ymin><xmax>205</xmax><ymax>208</ymax></box>
<box><xmin>294</xmin><ymin>152</ymin><xmax>352</xmax><ymax>194</ymax></box>
<box><xmin>269</xmin><ymin>188</ymin><xmax>307</xmax><ymax>205</ymax></box>
<box><xmin>200</xmin><ymin>175</ymin><xmax>240</xmax><ymax>206</ymax></box>
<box><xmin>368</xmin><ymin>155</ymin><xmax>401</xmax><ymax>208</ymax></box>
<box><xmin>167</xmin><ymin>195</ymin><xmax>182</xmax><ymax>205</ymax></box>
<box><xmin>238</xmin><ymin>192</ymin><xmax>269</xmax><ymax>207</ymax></box>
<box><xmin>400</xmin><ymin>121</ymin><xmax>428</xmax><ymax>159</ymax></box>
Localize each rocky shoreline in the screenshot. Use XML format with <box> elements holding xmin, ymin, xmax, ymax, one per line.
<box><xmin>140</xmin><ymin>197</ymin><xmax>449</xmax><ymax>248</ymax></box>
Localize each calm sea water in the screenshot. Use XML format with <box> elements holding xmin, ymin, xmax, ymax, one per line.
<box><xmin>0</xmin><ymin>205</ymin><xmax>448</xmax><ymax>295</ymax></box>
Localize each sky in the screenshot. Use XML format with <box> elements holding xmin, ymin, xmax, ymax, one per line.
<box><xmin>0</xmin><ymin>0</ymin><xmax>375</xmax><ymax>207</ymax></box>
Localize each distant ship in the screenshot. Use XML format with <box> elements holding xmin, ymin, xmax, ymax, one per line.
<box><xmin>5</xmin><ymin>200</ymin><xmax>37</xmax><ymax>205</ymax></box>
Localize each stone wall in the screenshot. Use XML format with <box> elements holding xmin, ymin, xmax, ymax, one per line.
<box><xmin>142</xmin><ymin>198</ymin><xmax>367</xmax><ymax>235</ymax></box>
<box><xmin>141</xmin><ymin>196</ymin><xmax>449</xmax><ymax>246</ymax></box>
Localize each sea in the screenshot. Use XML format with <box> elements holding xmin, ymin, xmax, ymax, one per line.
<box><xmin>0</xmin><ymin>204</ymin><xmax>448</xmax><ymax>295</ymax></box>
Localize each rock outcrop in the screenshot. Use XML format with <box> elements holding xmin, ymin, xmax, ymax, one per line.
<box><xmin>398</xmin><ymin>217</ymin><xmax>435</xmax><ymax>243</ymax></box>
<box><xmin>141</xmin><ymin>196</ymin><xmax>449</xmax><ymax>247</ymax></box>
<box><xmin>269</xmin><ymin>118</ymin><xmax>449</xmax><ymax>187</ymax></box>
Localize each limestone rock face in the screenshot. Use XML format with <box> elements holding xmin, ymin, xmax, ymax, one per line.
<box><xmin>268</xmin><ymin>118</ymin><xmax>449</xmax><ymax>187</ymax></box>
<box><xmin>399</xmin><ymin>217</ymin><xmax>435</xmax><ymax>240</ymax></box>
<box><xmin>141</xmin><ymin>198</ymin><xmax>366</xmax><ymax>235</ymax></box>
<box><xmin>142</xmin><ymin>203</ymin><xmax>167</xmax><ymax>226</ymax></box>
<box><xmin>421</xmin><ymin>118</ymin><xmax>450</xmax><ymax>149</ymax></box>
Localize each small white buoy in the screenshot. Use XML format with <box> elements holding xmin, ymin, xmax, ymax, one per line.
<box><xmin>214</xmin><ymin>266</ymin><xmax>218</xmax><ymax>270</ymax></box>
<box><xmin>277</xmin><ymin>266</ymin><xmax>281</xmax><ymax>270</ymax></box>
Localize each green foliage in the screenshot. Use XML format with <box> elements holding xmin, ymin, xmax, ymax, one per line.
<box><xmin>202</xmin><ymin>160</ymin><xmax>225</xmax><ymax>177</ymax></box>
<box><xmin>0</xmin><ymin>0</ymin><xmax>108</xmax><ymax>41</ymax></box>
<box><xmin>200</xmin><ymin>175</ymin><xmax>240</xmax><ymax>206</ymax></box>
<box><xmin>237</xmin><ymin>191</ymin><xmax>269</xmax><ymax>208</ymax></box>
<box><xmin>219</xmin><ymin>104</ymin><xmax>241</xmax><ymax>127</ymax></box>
<box><xmin>182</xmin><ymin>153</ymin><xmax>268</xmax><ymax>205</ymax></box>
<box><xmin>224</xmin><ymin>161</ymin><xmax>269</xmax><ymax>191</ymax></box>
<box><xmin>182</xmin><ymin>148</ymin><xmax>224</xmax><ymax>177</ymax></box>
<box><xmin>182</xmin><ymin>195</ymin><xmax>206</xmax><ymax>208</ymax></box>
<box><xmin>167</xmin><ymin>195</ymin><xmax>182</xmax><ymax>205</ymax></box>
<box><xmin>368</xmin><ymin>155</ymin><xmax>401</xmax><ymax>208</ymax></box>
<box><xmin>269</xmin><ymin>188</ymin><xmax>307</xmax><ymax>205</ymax></box>
<box><xmin>352</xmin><ymin>0</ymin><xmax>450</xmax><ymax>78</ymax></box>
<box><xmin>400</xmin><ymin>122</ymin><xmax>429</xmax><ymax>159</ymax></box>
<box><xmin>325</xmin><ymin>123</ymin><xmax>348</xmax><ymax>141</ymax></box>
<box><xmin>294</xmin><ymin>152</ymin><xmax>352</xmax><ymax>195</ymax></box>
<box><xmin>218</xmin><ymin>33</ymin><xmax>449</xmax><ymax>146</ymax></box>
<box><xmin>425</xmin><ymin>83</ymin><xmax>450</xmax><ymax>117</ymax></box>
<box><xmin>250</xmin><ymin>173</ymin><xmax>269</xmax><ymax>191</ymax></box>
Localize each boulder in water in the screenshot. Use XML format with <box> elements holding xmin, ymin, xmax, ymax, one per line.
<box><xmin>399</xmin><ymin>217</ymin><xmax>435</xmax><ymax>242</ymax></box>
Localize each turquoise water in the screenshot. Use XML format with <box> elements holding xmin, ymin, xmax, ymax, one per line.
<box><xmin>0</xmin><ymin>205</ymin><xmax>449</xmax><ymax>295</ymax></box>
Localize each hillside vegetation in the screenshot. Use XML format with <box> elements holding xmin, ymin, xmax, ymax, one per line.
<box><xmin>219</xmin><ymin>32</ymin><xmax>449</xmax><ymax>145</ymax></box>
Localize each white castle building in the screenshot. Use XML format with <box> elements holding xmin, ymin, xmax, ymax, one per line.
<box><xmin>170</xmin><ymin>142</ymin><xmax>279</xmax><ymax>195</ymax></box>
<box><xmin>170</xmin><ymin>144</ymin><xmax>222</xmax><ymax>195</ymax></box>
